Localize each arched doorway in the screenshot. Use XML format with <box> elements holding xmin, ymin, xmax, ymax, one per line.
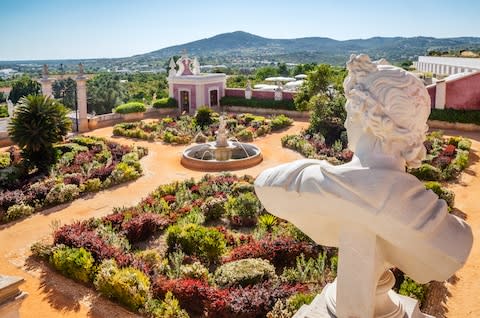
<box><xmin>180</xmin><ymin>90</ymin><xmax>190</xmax><ymax>113</ymax></box>
<box><xmin>209</xmin><ymin>89</ymin><xmax>219</xmax><ymax>107</ymax></box>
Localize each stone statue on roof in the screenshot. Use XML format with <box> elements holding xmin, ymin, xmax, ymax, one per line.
<box><xmin>42</xmin><ymin>64</ymin><xmax>48</xmax><ymax>79</ymax></box>
<box><xmin>255</xmin><ymin>54</ymin><xmax>473</xmax><ymax>318</ymax></box>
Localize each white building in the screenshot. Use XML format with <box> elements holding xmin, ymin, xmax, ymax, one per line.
<box><xmin>413</xmin><ymin>56</ymin><xmax>480</xmax><ymax>76</ymax></box>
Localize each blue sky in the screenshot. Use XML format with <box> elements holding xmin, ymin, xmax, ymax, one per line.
<box><xmin>1</xmin><ymin>0</ymin><xmax>479</xmax><ymax>60</ymax></box>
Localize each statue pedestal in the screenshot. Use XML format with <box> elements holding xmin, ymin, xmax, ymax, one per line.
<box><xmin>293</xmin><ymin>284</ymin><xmax>433</xmax><ymax>318</ymax></box>
<box><xmin>0</xmin><ymin>275</ymin><xmax>27</xmax><ymax>318</ymax></box>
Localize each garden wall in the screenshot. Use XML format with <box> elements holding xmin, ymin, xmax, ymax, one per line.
<box><xmin>225</xmin><ymin>88</ymin><xmax>245</xmax><ymax>98</ymax></box>
<box><xmin>427</xmin><ymin>72</ymin><xmax>480</xmax><ymax>110</ymax></box>
<box><xmin>225</xmin><ymin>88</ymin><xmax>296</xmax><ymax>100</ymax></box>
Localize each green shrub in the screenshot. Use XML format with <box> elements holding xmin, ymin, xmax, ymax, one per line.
<box><xmin>286</xmin><ymin>292</ymin><xmax>315</xmax><ymax>312</ymax></box>
<box><xmin>30</xmin><ymin>241</ymin><xmax>55</xmax><ymax>260</ymax></box>
<box><xmin>424</xmin><ymin>181</ymin><xmax>455</xmax><ymax>208</ymax></box>
<box><xmin>4</xmin><ymin>203</ymin><xmax>34</xmax><ymax>221</ymax></box>
<box><xmin>180</xmin><ymin>262</ymin><xmax>209</xmax><ymax>281</ymax></box>
<box><xmin>429</xmin><ymin>109</ymin><xmax>480</xmax><ymax>125</ymax></box>
<box><xmin>0</xmin><ymin>152</ymin><xmax>11</xmax><ymax>168</ymax></box>
<box><xmin>220</xmin><ymin>96</ymin><xmax>296</xmax><ymax>111</ymax></box>
<box><xmin>144</xmin><ymin>291</ymin><xmax>190</xmax><ymax>318</ymax></box>
<box><xmin>45</xmin><ymin>183</ymin><xmax>80</xmax><ymax>204</ymax></box>
<box><xmin>457</xmin><ymin>138</ymin><xmax>472</xmax><ymax>151</ymax></box>
<box><xmin>82</xmin><ymin>178</ymin><xmax>102</xmax><ymax>192</ymax></box>
<box><xmin>281</xmin><ymin>135</ymin><xmax>316</xmax><ymax>158</ymax></box>
<box><xmin>166</xmin><ymin>224</ymin><xmax>226</xmax><ymax>263</ymax></box>
<box><xmin>235</xmin><ymin>128</ymin><xmax>254</xmax><ymax>142</ymax></box>
<box><xmin>398</xmin><ymin>276</ymin><xmax>427</xmax><ymax>306</ymax></box>
<box><xmin>51</xmin><ymin>246</ymin><xmax>95</xmax><ymax>283</ymax></box>
<box><xmin>94</xmin><ymin>259</ymin><xmax>151</xmax><ymax>311</ymax></box>
<box><xmin>115</xmin><ymin>102</ymin><xmax>146</xmax><ymax>114</ymax></box>
<box><xmin>200</xmin><ymin>196</ymin><xmax>227</xmax><ymax>221</ymax></box>
<box><xmin>409</xmin><ymin>163</ymin><xmax>442</xmax><ymax>181</ymax></box>
<box><xmin>152</xmin><ymin>97</ymin><xmax>177</xmax><ymax>109</ymax></box>
<box><xmin>0</xmin><ymin>104</ymin><xmax>8</xmax><ymax>118</ymax></box>
<box><xmin>270</xmin><ymin>114</ymin><xmax>293</xmax><ymax>130</ymax></box>
<box><xmin>110</xmin><ymin>162</ymin><xmax>141</xmax><ymax>184</ymax></box>
<box><xmin>214</xmin><ymin>258</ymin><xmax>276</xmax><ymax>287</ymax></box>
<box><xmin>281</xmin><ymin>253</ymin><xmax>327</xmax><ymax>284</ymax></box>
<box><xmin>195</xmin><ymin>106</ymin><xmax>214</xmax><ymax>127</ymax></box>
<box><xmin>258</xmin><ymin>214</ymin><xmax>278</xmax><ymax>232</ymax></box>
<box><xmin>256</xmin><ymin>124</ymin><xmax>271</xmax><ymax>136</ymax></box>
<box><xmin>225</xmin><ymin>192</ymin><xmax>262</xmax><ymax>219</ymax></box>
<box><xmin>453</xmin><ymin>150</ymin><xmax>469</xmax><ymax>170</ymax></box>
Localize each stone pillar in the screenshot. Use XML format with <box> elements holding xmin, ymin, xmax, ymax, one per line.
<box><xmin>40</xmin><ymin>77</ymin><xmax>53</xmax><ymax>98</ymax></box>
<box><xmin>76</xmin><ymin>72</ymin><xmax>89</xmax><ymax>133</ymax></box>
<box><xmin>435</xmin><ymin>80</ymin><xmax>446</xmax><ymax>109</ymax></box>
<box><xmin>274</xmin><ymin>87</ymin><xmax>283</xmax><ymax>101</ymax></box>
<box><xmin>0</xmin><ymin>275</ymin><xmax>28</xmax><ymax>318</ymax></box>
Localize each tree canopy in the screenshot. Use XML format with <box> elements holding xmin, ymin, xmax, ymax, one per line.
<box><xmin>9</xmin><ymin>76</ymin><xmax>41</xmax><ymax>104</ymax></box>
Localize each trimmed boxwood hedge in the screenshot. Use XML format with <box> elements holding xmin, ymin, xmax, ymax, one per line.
<box><xmin>220</xmin><ymin>96</ymin><xmax>296</xmax><ymax>111</ymax></box>
<box><xmin>115</xmin><ymin>102</ymin><xmax>147</xmax><ymax>114</ymax></box>
<box><xmin>153</xmin><ymin>97</ymin><xmax>177</xmax><ymax>109</ymax></box>
<box><xmin>430</xmin><ymin>109</ymin><xmax>480</xmax><ymax>125</ymax></box>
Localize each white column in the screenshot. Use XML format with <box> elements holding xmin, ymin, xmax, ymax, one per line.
<box><xmin>40</xmin><ymin>77</ymin><xmax>53</xmax><ymax>98</ymax></box>
<box><xmin>435</xmin><ymin>80</ymin><xmax>446</xmax><ymax>109</ymax></box>
<box><xmin>76</xmin><ymin>76</ymin><xmax>89</xmax><ymax>132</ymax></box>
<box><xmin>196</xmin><ymin>84</ymin><xmax>204</xmax><ymax>111</ymax></box>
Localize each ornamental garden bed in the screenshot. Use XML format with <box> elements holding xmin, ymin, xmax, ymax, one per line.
<box><xmin>0</xmin><ymin>135</ymin><xmax>147</xmax><ymax>223</ymax></box>
<box><xmin>112</xmin><ymin>111</ymin><xmax>293</xmax><ymax>144</ymax></box>
<box><xmin>31</xmin><ymin>173</ymin><xmax>443</xmax><ymax>317</ymax></box>
<box><xmin>282</xmin><ymin>130</ymin><xmax>472</xmax><ymax>181</ymax></box>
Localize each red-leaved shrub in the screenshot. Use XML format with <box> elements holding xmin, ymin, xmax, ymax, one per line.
<box><xmin>53</xmin><ymin>221</ymin><xmax>132</xmax><ymax>266</ymax></box>
<box><xmin>121</xmin><ymin>213</ymin><xmax>171</xmax><ymax>243</ymax></box>
<box><xmin>224</xmin><ymin>236</ymin><xmax>318</xmax><ymax>267</ymax></box>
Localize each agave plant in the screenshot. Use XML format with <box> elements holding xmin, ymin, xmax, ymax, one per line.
<box><xmin>8</xmin><ymin>95</ymin><xmax>71</xmax><ymax>171</ymax></box>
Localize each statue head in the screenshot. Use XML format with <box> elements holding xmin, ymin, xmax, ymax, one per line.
<box><xmin>343</xmin><ymin>54</ymin><xmax>430</xmax><ymax>168</ymax></box>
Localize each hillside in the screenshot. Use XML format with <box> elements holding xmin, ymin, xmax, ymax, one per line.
<box><xmin>133</xmin><ymin>31</ymin><xmax>480</xmax><ymax>65</ymax></box>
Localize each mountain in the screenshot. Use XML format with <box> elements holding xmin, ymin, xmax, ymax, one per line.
<box><xmin>132</xmin><ymin>31</ymin><xmax>480</xmax><ymax>66</ymax></box>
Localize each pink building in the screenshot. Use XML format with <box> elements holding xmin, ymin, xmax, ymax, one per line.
<box><xmin>167</xmin><ymin>55</ymin><xmax>226</xmax><ymax>114</ymax></box>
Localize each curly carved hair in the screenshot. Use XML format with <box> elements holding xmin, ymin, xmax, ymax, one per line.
<box><xmin>344</xmin><ymin>54</ymin><xmax>431</xmax><ymax>168</ymax></box>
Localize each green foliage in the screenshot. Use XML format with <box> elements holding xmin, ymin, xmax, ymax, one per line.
<box><xmin>166</xmin><ymin>224</ymin><xmax>226</xmax><ymax>263</ymax></box>
<box><xmin>409</xmin><ymin>163</ymin><xmax>442</xmax><ymax>181</ymax></box>
<box><xmin>153</xmin><ymin>97</ymin><xmax>177</xmax><ymax>109</ymax></box>
<box><xmin>9</xmin><ymin>76</ymin><xmax>41</xmax><ymax>104</ymax></box>
<box><xmin>195</xmin><ymin>106</ymin><xmax>214</xmax><ymax>127</ymax></box>
<box><xmin>144</xmin><ymin>292</ymin><xmax>190</xmax><ymax>318</ymax></box>
<box><xmin>0</xmin><ymin>152</ymin><xmax>11</xmax><ymax>168</ymax></box>
<box><xmin>214</xmin><ymin>258</ymin><xmax>276</xmax><ymax>287</ymax></box>
<box><xmin>52</xmin><ymin>78</ymin><xmax>77</xmax><ymax>109</ymax></box>
<box><xmin>281</xmin><ymin>253</ymin><xmax>327</xmax><ymax>283</ymax></box>
<box><xmin>94</xmin><ymin>259</ymin><xmax>151</xmax><ymax>311</ymax></box>
<box><xmin>220</xmin><ymin>96</ymin><xmax>296</xmax><ymax>110</ymax></box>
<box><xmin>51</xmin><ymin>246</ymin><xmax>95</xmax><ymax>283</ymax></box>
<box><xmin>255</xmin><ymin>66</ymin><xmax>279</xmax><ymax>81</ymax></box>
<box><xmin>4</xmin><ymin>203</ymin><xmax>34</xmax><ymax>221</ymax></box>
<box><xmin>424</xmin><ymin>181</ymin><xmax>455</xmax><ymax>208</ymax></box>
<box><xmin>45</xmin><ymin>183</ymin><xmax>80</xmax><ymax>205</ymax></box>
<box><xmin>270</xmin><ymin>114</ymin><xmax>293</xmax><ymax>131</ymax></box>
<box><xmin>8</xmin><ymin>95</ymin><xmax>71</xmax><ymax>171</ymax></box>
<box><xmin>87</xmin><ymin>73</ymin><xmax>127</xmax><ymax>114</ymax></box>
<box><xmin>281</xmin><ymin>134</ymin><xmax>316</xmax><ymax>158</ymax></box>
<box><xmin>0</xmin><ymin>104</ymin><xmax>8</xmax><ymax>118</ymax></box>
<box><xmin>307</xmin><ymin>95</ymin><xmax>346</xmax><ymax>144</ymax></box>
<box><xmin>235</xmin><ymin>128</ymin><xmax>254</xmax><ymax>142</ymax></box>
<box><xmin>180</xmin><ymin>262</ymin><xmax>209</xmax><ymax>281</ymax></box>
<box><xmin>398</xmin><ymin>276</ymin><xmax>427</xmax><ymax>306</ymax></box>
<box><xmin>225</xmin><ymin>192</ymin><xmax>262</xmax><ymax>219</ymax></box>
<box><xmin>457</xmin><ymin>138</ymin><xmax>472</xmax><ymax>151</ymax></box>
<box><xmin>429</xmin><ymin>109</ymin><xmax>480</xmax><ymax>125</ymax></box>
<box><xmin>258</xmin><ymin>214</ymin><xmax>278</xmax><ymax>232</ymax></box>
<box><xmin>200</xmin><ymin>196</ymin><xmax>227</xmax><ymax>221</ymax></box>
<box><xmin>82</xmin><ymin>178</ymin><xmax>102</xmax><ymax>193</ymax></box>
<box><xmin>115</xmin><ymin>102</ymin><xmax>147</xmax><ymax>114</ymax></box>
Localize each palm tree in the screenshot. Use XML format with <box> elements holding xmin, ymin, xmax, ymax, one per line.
<box><xmin>8</xmin><ymin>95</ymin><xmax>71</xmax><ymax>171</ymax></box>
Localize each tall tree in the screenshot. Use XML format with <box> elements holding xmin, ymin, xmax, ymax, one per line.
<box><xmin>8</xmin><ymin>95</ymin><xmax>71</xmax><ymax>171</ymax></box>
<box><xmin>87</xmin><ymin>74</ymin><xmax>126</xmax><ymax>114</ymax></box>
<box><xmin>9</xmin><ymin>76</ymin><xmax>41</xmax><ymax>104</ymax></box>
<box><xmin>52</xmin><ymin>78</ymin><xmax>77</xmax><ymax>109</ymax></box>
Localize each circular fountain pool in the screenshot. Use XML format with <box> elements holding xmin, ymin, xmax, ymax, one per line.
<box><xmin>181</xmin><ymin>141</ymin><xmax>262</xmax><ymax>171</ymax></box>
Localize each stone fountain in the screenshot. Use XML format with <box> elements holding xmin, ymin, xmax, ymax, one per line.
<box><xmin>181</xmin><ymin>115</ymin><xmax>262</xmax><ymax>171</ymax></box>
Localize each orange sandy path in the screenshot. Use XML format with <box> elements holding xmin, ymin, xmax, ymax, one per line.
<box><xmin>0</xmin><ymin>123</ymin><xmax>478</xmax><ymax>317</ymax></box>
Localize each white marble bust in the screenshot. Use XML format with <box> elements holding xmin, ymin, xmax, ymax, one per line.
<box><xmin>254</xmin><ymin>54</ymin><xmax>473</xmax><ymax>317</ymax></box>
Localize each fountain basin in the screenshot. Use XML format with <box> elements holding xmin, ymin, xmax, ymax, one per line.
<box><xmin>181</xmin><ymin>141</ymin><xmax>263</xmax><ymax>171</ymax></box>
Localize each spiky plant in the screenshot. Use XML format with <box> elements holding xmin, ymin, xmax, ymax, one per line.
<box><xmin>8</xmin><ymin>95</ymin><xmax>71</xmax><ymax>171</ymax></box>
